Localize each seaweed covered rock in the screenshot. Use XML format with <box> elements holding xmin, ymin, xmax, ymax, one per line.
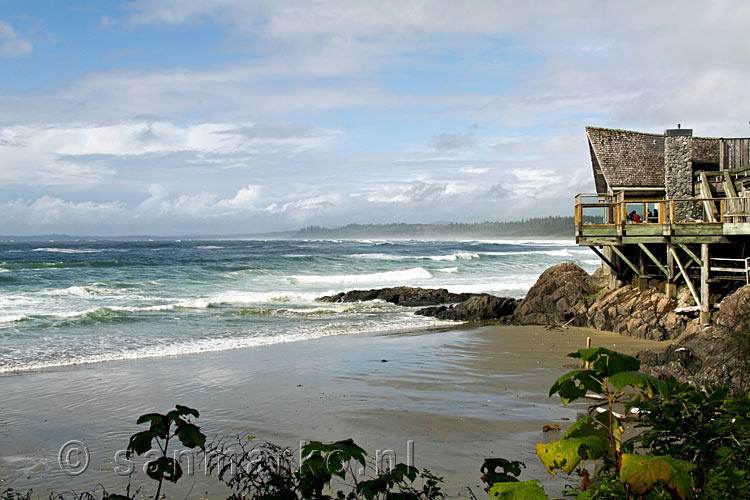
<box><xmin>511</xmin><ymin>262</ymin><xmax>593</xmax><ymax>326</ymax></box>
<box><xmin>415</xmin><ymin>295</ymin><xmax>517</xmax><ymax>321</ymax></box>
<box><xmin>316</xmin><ymin>286</ymin><xmax>480</xmax><ymax>307</ymax></box>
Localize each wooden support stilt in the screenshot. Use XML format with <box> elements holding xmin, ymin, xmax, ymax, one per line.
<box><xmin>588</xmin><ymin>246</ymin><xmax>617</xmax><ymax>275</ymax></box>
<box><xmin>669</xmin><ymin>246</ymin><xmax>701</xmax><ymax>308</ymax></box>
<box><xmin>610</xmin><ymin>246</ymin><xmax>640</xmax><ymax>277</ymax></box>
<box><xmin>666</xmin><ymin>244</ymin><xmax>676</xmax><ymax>298</ymax></box>
<box><xmin>638</xmin><ymin>247</ymin><xmax>647</xmax><ymax>291</ymax></box>
<box><xmin>701</xmin><ymin>244</ymin><xmax>710</xmax><ymax>325</ymax></box>
<box><xmin>678</xmin><ymin>244</ymin><xmax>703</xmax><ymax>268</ymax></box>
<box><xmin>638</xmin><ymin>243</ymin><xmax>668</xmax><ymax>277</ymax></box>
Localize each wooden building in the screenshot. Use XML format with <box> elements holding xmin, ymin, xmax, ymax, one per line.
<box><xmin>575</xmin><ymin>126</ymin><xmax>750</xmax><ymax>324</ymax></box>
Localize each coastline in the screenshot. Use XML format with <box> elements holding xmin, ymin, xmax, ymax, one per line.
<box><xmin>2</xmin><ymin>324</ymin><xmax>666</xmax><ymax>498</ymax></box>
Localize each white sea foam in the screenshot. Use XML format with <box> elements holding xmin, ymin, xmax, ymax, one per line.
<box><xmin>428</xmin><ymin>280</ymin><xmax>539</xmax><ymax>294</ymax></box>
<box><xmin>436</xmin><ymin>267</ymin><xmax>459</xmax><ymax>273</ymax></box>
<box><xmin>290</xmin><ymin>267</ymin><xmax>433</xmax><ymax>284</ymax></box>
<box><xmin>459</xmin><ymin>239</ymin><xmax>575</xmax><ymax>246</ymax></box>
<box><xmin>349</xmin><ymin>252</ymin><xmax>479</xmax><ymax>262</ymax></box>
<box><xmin>349</xmin><ymin>253</ymin><xmax>410</xmax><ymax>261</ymax></box>
<box><xmin>0</xmin><ymin>314</ymin><xmax>453</xmax><ymax>374</ymax></box>
<box><xmin>0</xmin><ymin>314</ymin><xmax>28</xmax><ymax>324</ymax></box>
<box><xmin>583</xmin><ymin>259</ymin><xmax>602</xmax><ymax>266</ymax></box>
<box><xmin>32</xmin><ymin>248</ymin><xmax>102</xmax><ymax>254</ymax></box>
<box><xmin>44</xmin><ymin>286</ymin><xmax>98</xmax><ymax>297</ymax></box>
<box><xmin>196</xmin><ymin>245</ymin><xmax>224</xmax><ymax>249</ymax></box>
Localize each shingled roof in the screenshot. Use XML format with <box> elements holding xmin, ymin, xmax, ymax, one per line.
<box><xmin>586</xmin><ymin>127</ymin><xmax>665</xmax><ymax>191</ymax></box>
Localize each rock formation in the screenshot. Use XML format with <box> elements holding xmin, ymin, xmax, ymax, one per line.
<box><xmin>637</xmin><ymin>285</ymin><xmax>750</xmax><ymax>392</ymax></box>
<box><xmin>415</xmin><ymin>295</ymin><xmax>517</xmax><ymax>321</ymax></box>
<box><xmin>511</xmin><ymin>262</ymin><xmax>594</xmax><ymax>326</ymax></box>
<box><xmin>316</xmin><ymin>286</ymin><xmax>483</xmax><ymax>307</ymax></box>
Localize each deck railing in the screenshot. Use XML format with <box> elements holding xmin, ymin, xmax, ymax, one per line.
<box><xmin>574</xmin><ymin>194</ymin><xmax>750</xmax><ymax>230</ymax></box>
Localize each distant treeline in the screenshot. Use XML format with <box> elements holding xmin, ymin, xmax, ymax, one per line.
<box><xmin>2</xmin><ymin>216</ymin><xmax>599</xmax><ymax>241</ymax></box>
<box><xmin>293</xmin><ymin>216</ymin><xmax>581</xmax><ymax>239</ymax></box>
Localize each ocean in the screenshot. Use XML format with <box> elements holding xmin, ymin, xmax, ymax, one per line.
<box><xmin>0</xmin><ymin>238</ymin><xmax>599</xmax><ymax>374</ymax></box>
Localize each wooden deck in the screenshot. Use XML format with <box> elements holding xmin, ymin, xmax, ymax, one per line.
<box><xmin>574</xmin><ymin>194</ymin><xmax>750</xmax><ymax>245</ymax></box>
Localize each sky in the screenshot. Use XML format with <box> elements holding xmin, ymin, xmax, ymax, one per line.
<box><xmin>1</xmin><ymin>1</ymin><xmax>750</xmax><ymax>236</ymax></box>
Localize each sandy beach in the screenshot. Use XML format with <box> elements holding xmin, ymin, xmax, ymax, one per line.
<box><xmin>1</xmin><ymin>324</ymin><xmax>666</xmax><ymax>498</ymax></box>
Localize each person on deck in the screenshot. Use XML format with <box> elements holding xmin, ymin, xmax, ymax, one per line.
<box><xmin>629</xmin><ymin>210</ymin><xmax>642</xmax><ymax>223</ymax></box>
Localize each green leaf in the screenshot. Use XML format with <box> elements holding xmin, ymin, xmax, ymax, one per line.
<box><xmin>145</xmin><ymin>456</ymin><xmax>183</xmax><ymax>483</ymax></box>
<box><xmin>536</xmin><ymin>434</ymin><xmax>606</xmax><ymax>475</ymax></box>
<box><xmin>481</xmin><ymin>458</ymin><xmax>525</xmax><ymax>484</ymax></box>
<box><xmin>620</xmin><ymin>453</ymin><xmax>695</xmax><ymax>500</ymax></box>
<box><xmin>126</xmin><ymin>430</ymin><xmax>155</xmax><ymax>457</ymax></box>
<box><xmin>592</xmin><ymin>411</ymin><xmax>623</xmax><ymax>451</ymax></box>
<box><xmin>549</xmin><ymin>370</ymin><xmax>604</xmax><ymax>404</ymax></box>
<box><xmin>135</xmin><ymin>412</ymin><xmax>169</xmax><ymax>438</ymax></box>
<box><xmin>609</xmin><ymin>371</ymin><xmax>668</xmax><ymax>398</ymax></box>
<box><xmin>569</xmin><ymin>348</ymin><xmax>640</xmax><ymax>377</ymax></box>
<box><xmin>175</xmin><ymin>422</ymin><xmax>206</xmax><ymax>450</ymax></box>
<box><xmin>392</xmin><ymin>463</ymin><xmax>418</xmax><ymax>482</ymax></box>
<box><xmin>489</xmin><ymin>480</ymin><xmax>548</xmax><ymax>500</ymax></box>
<box><xmin>174</xmin><ymin>404</ymin><xmax>200</xmax><ymax>418</ymax></box>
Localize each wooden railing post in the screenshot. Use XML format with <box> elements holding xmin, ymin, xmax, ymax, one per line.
<box><xmin>669</xmin><ymin>200</ymin><xmax>675</xmax><ymax>223</ymax></box>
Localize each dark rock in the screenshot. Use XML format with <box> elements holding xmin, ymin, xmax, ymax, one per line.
<box><xmin>512</xmin><ymin>262</ymin><xmax>593</xmax><ymax>326</ymax></box>
<box><xmin>316</xmin><ymin>286</ymin><xmax>481</xmax><ymax>307</ymax></box>
<box><xmin>715</xmin><ymin>284</ymin><xmax>750</xmax><ymax>332</ymax></box>
<box><xmin>415</xmin><ymin>295</ymin><xmax>517</xmax><ymax>321</ymax></box>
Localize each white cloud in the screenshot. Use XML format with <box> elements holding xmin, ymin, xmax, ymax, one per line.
<box><xmin>459</xmin><ymin>167</ymin><xmax>489</xmax><ymax>174</ymax></box>
<box><xmin>0</xmin><ymin>20</ymin><xmax>31</xmax><ymax>58</ymax></box>
<box><xmin>0</xmin><ymin>121</ymin><xmax>335</xmax><ymax>188</ymax></box>
<box><xmin>2</xmin><ymin>197</ymin><xmax>124</xmax><ymax>230</ymax></box>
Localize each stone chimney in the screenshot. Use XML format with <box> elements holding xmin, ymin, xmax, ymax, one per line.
<box><xmin>664</xmin><ymin>126</ymin><xmax>698</xmax><ymax>220</ymax></box>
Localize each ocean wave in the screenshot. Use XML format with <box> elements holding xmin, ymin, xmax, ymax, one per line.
<box><xmin>0</xmin><ymin>260</ymin><xmax>128</xmax><ymax>270</ymax></box>
<box><xmin>428</xmin><ymin>280</ymin><xmax>539</xmax><ymax>295</ymax></box>
<box><xmin>32</xmin><ymin>248</ymin><xmax>102</xmax><ymax>254</ymax></box>
<box><xmin>473</xmin><ymin>249</ymin><xmax>577</xmax><ymax>257</ymax></box>
<box><xmin>44</xmin><ymin>285</ymin><xmax>101</xmax><ymax>297</ymax></box>
<box><xmin>195</xmin><ymin>245</ymin><xmax>224</xmax><ymax>249</ymax></box>
<box><xmin>458</xmin><ymin>239</ymin><xmax>575</xmax><ymax>246</ymax></box>
<box><xmin>583</xmin><ymin>259</ymin><xmax>601</xmax><ymax>266</ymax></box>
<box><xmin>349</xmin><ymin>252</ymin><xmax>479</xmax><ymax>262</ymax></box>
<box><xmin>290</xmin><ymin>267</ymin><xmax>433</xmax><ymax>284</ymax></box>
<box><xmin>233</xmin><ymin>303</ymin><xmax>396</xmax><ymax>318</ymax></box>
<box><xmin>0</xmin><ymin>315</ymin><xmax>452</xmax><ymax>374</ymax></box>
<box><xmin>0</xmin><ymin>313</ymin><xmax>28</xmax><ymax>324</ymax></box>
<box><xmin>436</xmin><ymin>267</ymin><xmax>459</xmax><ymax>273</ymax></box>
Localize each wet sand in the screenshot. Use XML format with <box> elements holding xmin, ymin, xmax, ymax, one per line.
<box><xmin>0</xmin><ymin>325</ymin><xmax>666</xmax><ymax>498</ymax></box>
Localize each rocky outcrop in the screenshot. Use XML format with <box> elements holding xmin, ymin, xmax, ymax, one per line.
<box><xmin>415</xmin><ymin>295</ymin><xmax>517</xmax><ymax>321</ymax></box>
<box><xmin>714</xmin><ymin>284</ymin><xmax>750</xmax><ymax>331</ymax></box>
<box><xmin>637</xmin><ymin>285</ymin><xmax>750</xmax><ymax>391</ymax></box>
<box><xmin>316</xmin><ymin>287</ymin><xmax>519</xmax><ymax>321</ymax></box>
<box><xmin>316</xmin><ymin>286</ymin><xmax>482</xmax><ymax>307</ymax></box>
<box><xmin>511</xmin><ymin>262</ymin><xmax>593</xmax><ymax>326</ymax></box>
<box><xmin>585</xmin><ymin>286</ymin><xmax>696</xmax><ymax>341</ymax></box>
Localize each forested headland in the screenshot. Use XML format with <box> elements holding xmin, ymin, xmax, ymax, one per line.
<box><xmin>291</xmin><ymin>216</ymin><xmax>578</xmax><ymax>239</ymax></box>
